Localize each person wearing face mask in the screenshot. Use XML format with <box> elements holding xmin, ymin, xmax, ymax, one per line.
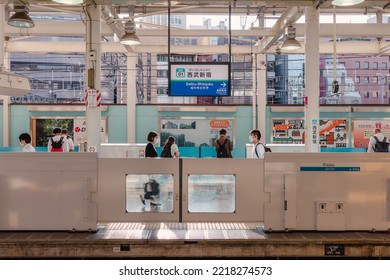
<box><xmin>145</xmin><ymin>131</ymin><xmax>159</xmax><ymax>158</ymax></box>
<box><xmin>249</xmin><ymin>129</ymin><xmax>265</xmax><ymax>158</ymax></box>
<box><xmin>141</xmin><ymin>132</ymin><xmax>160</xmax><ymax>206</ymax></box>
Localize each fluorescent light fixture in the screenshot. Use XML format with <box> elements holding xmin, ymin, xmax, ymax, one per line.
<box><xmin>120</xmin><ymin>21</ymin><xmax>140</xmax><ymax>45</ymax></box>
<box><xmin>280</xmin><ymin>24</ymin><xmax>301</xmax><ymax>51</ymax></box>
<box><xmin>7</xmin><ymin>5</ymin><xmax>34</xmax><ymax>28</ymax></box>
<box><xmin>52</xmin><ymin>0</ymin><xmax>84</xmax><ymax>4</ymax></box>
<box><xmin>332</xmin><ymin>0</ymin><xmax>365</xmax><ymax>6</ymax></box>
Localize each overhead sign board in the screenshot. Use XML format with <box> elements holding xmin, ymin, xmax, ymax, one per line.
<box><xmin>169</xmin><ymin>62</ymin><xmax>230</xmax><ymax>97</ymax></box>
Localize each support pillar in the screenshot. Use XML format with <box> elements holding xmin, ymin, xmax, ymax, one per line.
<box><xmin>257</xmin><ymin>53</ymin><xmax>267</xmax><ymax>140</ymax></box>
<box><xmin>304</xmin><ymin>6</ymin><xmax>320</xmax><ymax>152</ymax></box>
<box><xmin>127</xmin><ymin>54</ymin><xmax>136</xmax><ymax>143</ymax></box>
<box><xmin>1</xmin><ymin>4</ymin><xmax>10</xmax><ymax>147</ymax></box>
<box><xmin>85</xmin><ymin>1</ymin><xmax>101</xmax><ymax>153</ymax></box>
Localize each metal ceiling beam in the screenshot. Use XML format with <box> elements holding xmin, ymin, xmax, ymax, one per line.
<box><xmin>101</xmin><ymin>5</ymin><xmax>124</xmax><ymax>41</ymax></box>
<box><xmin>21</xmin><ymin>1</ymin><xmax>384</xmax><ymax>15</ymax></box>
<box><xmin>295</xmin><ymin>23</ymin><xmax>390</xmax><ymax>37</ymax></box>
<box><xmin>257</xmin><ymin>6</ymin><xmax>304</xmax><ymax>53</ymax></box>
<box><xmin>6</xmin><ymin>21</ymin><xmax>390</xmax><ymax>38</ymax></box>
<box><xmin>101</xmin><ymin>4</ymin><xmax>137</xmax><ymax>53</ymax></box>
<box><xmin>6</xmin><ymin>39</ymin><xmax>390</xmax><ymax>55</ymax></box>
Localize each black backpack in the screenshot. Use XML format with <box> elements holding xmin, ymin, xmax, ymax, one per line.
<box><xmin>217</xmin><ymin>139</ymin><xmax>230</xmax><ymax>158</ymax></box>
<box><xmin>373</xmin><ymin>136</ymin><xmax>389</xmax><ymax>152</ymax></box>
<box><xmin>50</xmin><ymin>137</ymin><xmax>64</xmax><ymax>152</ymax></box>
<box><xmin>160</xmin><ymin>146</ymin><xmax>172</xmax><ymax>158</ymax></box>
<box><xmin>255</xmin><ymin>143</ymin><xmax>272</xmax><ymax>158</ymax></box>
<box><xmin>264</xmin><ymin>145</ymin><xmax>272</xmax><ymax>153</ymax></box>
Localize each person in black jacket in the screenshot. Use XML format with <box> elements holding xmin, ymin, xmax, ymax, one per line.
<box><xmin>145</xmin><ymin>131</ymin><xmax>158</xmax><ymax>158</ymax></box>
<box><xmin>214</xmin><ymin>128</ymin><xmax>233</xmax><ymax>158</ymax></box>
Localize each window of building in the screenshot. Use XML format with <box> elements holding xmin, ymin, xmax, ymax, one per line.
<box><xmin>364</xmin><ymin>62</ymin><xmax>369</xmax><ymax>69</ymax></box>
<box><xmin>373</xmin><ymin>91</ymin><xmax>379</xmax><ymax>98</ymax></box>
<box><xmin>170</xmin><ymin>15</ymin><xmax>182</xmax><ymax>25</ymax></box>
<box><xmin>232</xmin><ymin>89</ymin><xmax>245</xmax><ymax>96</ymax></box>
<box><xmin>157</xmin><ymin>87</ymin><xmax>168</xmax><ymax>95</ymax></box>
<box><xmin>364</xmin><ymin>92</ymin><xmax>369</xmax><ymax>98</ymax></box>
<box><xmin>355</xmin><ymin>61</ymin><xmax>360</xmax><ymax>69</ymax></box>
<box><xmin>373</xmin><ymin>62</ymin><xmax>378</xmax><ymax>70</ymax></box>
<box><xmin>157</xmin><ymin>55</ymin><xmax>168</xmax><ymax>62</ymax></box>
<box><xmin>157</xmin><ymin>70</ymin><xmax>168</xmax><ymax>78</ymax></box>
<box><xmin>267</xmin><ymin>80</ymin><xmax>275</xmax><ymax>88</ymax></box>
<box><xmin>382</xmin><ymin>62</ymin><xmax>387</xmax><ymax>70</ymax></box>
<box><xmin>363</xmin><ymin>76</ymin><xmax>369</xmax><ymax>84</ymax></box>
<box><xmin>373</xmin><ymin>76</ymin><xmax>378</xmax><ymax>84</ymax></box>
<box><xmin>245</xmin><ymin>71</ymin><xmax>252</xmax><ymax>79</ymax></box>
<box><xmin>355</xmin><ymin>76</ymin><xmax>360</xmax><ymax>83</ymax></box>
<box><xmin>233</xmin><ymin>72</ymin><xmax>245</xmax><ymax>79</ymax></box>
<box><xmin>385</xmin><ymin>92</ymin><xmax>388</xmax><ymax>98</ymax></box>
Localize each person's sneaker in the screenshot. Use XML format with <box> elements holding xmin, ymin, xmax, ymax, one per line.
<box><xmin>139</xmin><ymin>194</ymin><xmax>145</xmax><ymax>205</ymax></box>
<box><xmin>150</xmin><ymin>200</ymin><xmax>161</xmax><ymax>206</ymax></box>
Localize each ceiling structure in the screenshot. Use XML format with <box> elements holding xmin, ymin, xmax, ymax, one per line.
<box><xmin>3</xmin><ymin>0</ymin><xmax>390</xmax><ymax>55</ymax></box>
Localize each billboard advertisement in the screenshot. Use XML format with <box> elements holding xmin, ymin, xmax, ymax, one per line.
<box><xmin>353</xmin><ymin>120</ymin><xmax>390</xmax><ymax>148</ymax></box>
<box><xmin>160</xmin><ymin>118</ymin><xmax>234</xmax><ymax>147</ymax></box>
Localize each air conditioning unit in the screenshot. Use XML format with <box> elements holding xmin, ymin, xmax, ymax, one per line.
<box><xmin>0</xmin><ymin>69</ymin><xmax>31</xmax><ymax>97</ymax></box>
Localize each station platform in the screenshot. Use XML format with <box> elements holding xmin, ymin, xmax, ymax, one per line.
<box><xmin>1</xmin><ymin>223</ymin><xmax>390</xmax><ymax>259</ymax></box>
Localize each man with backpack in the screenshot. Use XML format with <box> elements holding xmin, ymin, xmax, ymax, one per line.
<box><xmin>48</xmin><ymin>127</ymin><xmax>69</xmax><ymax>152</ymax></box>
<box><xmin>214</xmin><ymin>128</ymin><xmax>233</xmax><ymax>158</ymax></box>
<box><xmin>249</xmin><ymin>129</ymin><xmax>271</xmax><ymax>158</ymax></box>
<box><xmin>367</xmin><ymin>128</ymin><xmax>389</xmax><ymax>153</ymax></box>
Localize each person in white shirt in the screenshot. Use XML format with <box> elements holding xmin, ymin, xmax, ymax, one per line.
<box><xmin>19</xmin><ymin>133</ymin><xmax>36</xmax><ymax>152</ymax></box>
<box><xmin>62</xmin><ymin>129</ymin><xmax>75</xmax><ymax>152</ymax></box>
<box><xmin>48</xmin><ymin>127</ymin><xmax>69</xmax><ymax>152</ymax></box>
<box><xmin>170</xmin><ymin>137</ymin><xmax>179</xmax><ymax>158</ymax></box>
<box><xmin>367</xmin><ymin>128</ymin><xmax>388</xmax><ymax>153</ymax></box>
<box><xmin>249</xmin><ymin>129</ymin><xmax>265</xmax><ymax>158</ymax></box>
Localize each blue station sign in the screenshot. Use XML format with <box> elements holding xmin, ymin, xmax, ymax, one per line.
<box><xmin>170</xmin><ymin>63</ymin><xmax>230</xmax><ymax>97</ymax></box>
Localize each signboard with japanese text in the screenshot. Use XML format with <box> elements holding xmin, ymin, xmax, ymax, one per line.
<box><xmin>169</xmin><ymin>62</ymin><xmax>230</xmax><ymax>96</ymax></box>
<box><xmin>85</xmin><ymin>89</ymin><xmax>101</xmax><ymax>107</ymax></box>
<box><xmin>353</xmin><ymin>120</ymin><xmax>390</xmax><ymax>148</ymax></box>
<box><xmin>73</xmin><ymin>118</ymin><xmax>108</xmax><ymax>146</ymax></box>
<box><xmin>271</xmin><ymin>119</ymin><xmax>347</xmax><ymax>148</ymax></box>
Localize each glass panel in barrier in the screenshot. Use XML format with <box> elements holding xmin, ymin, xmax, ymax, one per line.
<box><xmin>126</xmin><ymin>174</ymin><xmax>174</xmax><ymax>213</ymax></box>
<box><xmin>188</xmin><ymin>174</ymin><xmax>236</xmax><ymax>213</ymax></box>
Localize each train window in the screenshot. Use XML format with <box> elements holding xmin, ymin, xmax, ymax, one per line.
<box><xmin>125</xmin><ymin>174</ymin><xmax>174</xmax><ymax>213</ymax></box>
<box><xmin>187</xmin><ymin>174</ymin><xmax>236</xmax><ymax>213</ymax></box>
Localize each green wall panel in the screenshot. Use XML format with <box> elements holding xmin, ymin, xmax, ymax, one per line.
<box><xmin>107</xmin><ymin>105</ymin><xmax>127</xmax><ymax>143</ymax></box>
<box><xmin>3</xmin><ymin>104</ymin><xmax>390</xmax><ymax>150</ymax></box>
<box><xmin>0</xmin><ymin>105</ymin><xmax>3</xmax><ymax>146</ymax></box>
